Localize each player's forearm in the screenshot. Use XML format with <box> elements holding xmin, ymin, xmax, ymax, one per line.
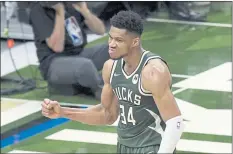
<box><xmin>158</xmin><ymin>116</ymin><xmax>184</xmax><ymax>153</ymax></box>
<box><xmin>60</xmin><ymin>104</ymin><xmax>111</xmax><ymax>125</ymax></box>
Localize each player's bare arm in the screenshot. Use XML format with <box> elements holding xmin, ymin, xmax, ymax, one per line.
<box><xmin>41</xmin><ymin>59</ymin><xmax>119</xmax><ymax>125</ymax></box>
<box><xmin>141</xmin><ymin>59</ymin><xmax>184</xmax><ymax>153</ymax></box>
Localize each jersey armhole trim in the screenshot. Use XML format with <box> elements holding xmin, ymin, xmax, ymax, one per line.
<box><xmin>138</xmin><ymin>56</ymin><xmax>162</xmax><ymax>96</ymax></box>
<box><xmin>110</xmin><ymin>60</ymin><xmax>118</xmax><ymax>84</ymax></box>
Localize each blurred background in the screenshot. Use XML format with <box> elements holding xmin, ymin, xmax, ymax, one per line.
<box><xmin>1</xmin><ymin>1</ymin><xmax>232</xmax><ymax>153</ymax></box>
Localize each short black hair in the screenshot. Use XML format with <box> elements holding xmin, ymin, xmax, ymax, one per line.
<box><xmin>110</xmin><ymin>10</ymin><xmax>143</xmax><ymax>36</ymax></box>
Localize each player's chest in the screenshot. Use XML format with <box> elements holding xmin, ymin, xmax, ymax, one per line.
<box><xmin>111</xmin><ymin>74</ymin><xmax>144</xmax><ymax>105</ymax></box>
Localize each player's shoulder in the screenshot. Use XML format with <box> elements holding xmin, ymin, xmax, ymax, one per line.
<box><xmin>102</xmin><ymin>59</ymin><xmax>115</xmax><ymax>83</ymax></box>
<box><xmin>103</xmin><ymin>59</ymin><xmax>115</xmax><ymax>71</ymax></box>
<box><xmin>142</xmin><ymin>58</ymin><xmax>171</xmax><ymax>82</ymax></box>
<box><xmin>143</xmin><ymin>58</ymin><xmax>168</xmax><ymax>74</ymax></box>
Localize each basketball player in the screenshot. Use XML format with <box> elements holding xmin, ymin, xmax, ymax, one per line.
<box><xmin>41</xmin><ymin>10</ymin><xmax>184</xmax><ymax>153</ymax></box>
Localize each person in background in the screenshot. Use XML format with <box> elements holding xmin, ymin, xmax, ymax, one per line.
<box><xmin>29</xmin><ymin>2</ymin><xmax>110</xmax><ymax>99</ymax></box>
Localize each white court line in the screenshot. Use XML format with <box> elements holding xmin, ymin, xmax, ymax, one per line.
<box><xmin>46</xmin><ymin>129</ymin><xmax>232</xmax><ymax>153</ymax></box>
<box><xmin>1</xmin><ymin>100</ymin><xmax>41</xmax><ymax>126</ymax></box>
<box><xmin>2</xmin><ymin>97</ymin><xmax>231</xmax><ymax>136</ymax></box>
<box><xmin>112</xmin><ymin>99</ymin><xmax>231</xmax><ymax>136</ymax></box>
<box><xmin>183</xmin><ymin>109</ymin><xmax>232</xmax><ymax>136</ymax></box>
<box><xmin>146</xmin><ymin>18</ymin><xmax>232</xmax><ymax>28</ymax></box>
<box><xmin>177</xmin><ymin>139</ymin><xmax>232</xmax><ymax>153</ymax></box>
<box><xmin>172</xmin><ymin>74</ymin><xmax>192</xmax><ymax>78</ymax></box>
<box><xmin>8</xmin><ymin>150</ymin><xmax>48</xmax><ymax>153</ymax></box>
<box><xmin>172</xmin><ymin>87</ymin><xmax>188</xmax><ymax>95</ymax></box>
<box><xmin>0</xmin><ymin>97</ymin><xmax>91</xmax><ymax>127</ymax></box>
<box><xmin>173</xmin><ymin>62</ymin><xmax>232</xmax><ymax>92</ymax></box>
<box><xmin>1</xmin><ymin>97</ymin><xmax>92</xmax><ymax>108</ymax></box>
<box><xmin>3</xmin><ymin>97</ymin><xmax>231</xmax><ymax>136</ymax></box>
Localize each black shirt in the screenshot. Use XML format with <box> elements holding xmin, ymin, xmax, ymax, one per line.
<box><xmin>29</xmin><ymin>2</ymin><xmax>87</xmax><ymax>79</ymax></box>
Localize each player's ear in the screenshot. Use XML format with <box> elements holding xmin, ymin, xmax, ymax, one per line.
<box><xmin>131</xmin><ymin>37</ymin><xmax>140</xmax><ymax>47</ymax></box>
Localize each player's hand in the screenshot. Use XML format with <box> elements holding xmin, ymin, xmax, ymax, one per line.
<box><xmin>41</xmin><ymin>98</ymin><xmax>61</xmax><ymax>119</ymax></box>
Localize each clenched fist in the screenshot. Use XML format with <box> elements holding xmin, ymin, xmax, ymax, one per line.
<box><xmin>41</xmin><ymin>98</ymin><xmax>61</xmax><ymax>119</ymax></box>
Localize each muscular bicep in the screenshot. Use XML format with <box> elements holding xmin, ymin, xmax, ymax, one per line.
<box><xmin>142</xmin><ymin>59</ymin><xmax>181</xmax><ymax>122</ymax></box>
<box><xmin>100</xmin><ymin>59</ymin><xmax>119</xmax><ymax>124</ymax></box>
<box><xmin>101</xmin><ymin>84</ymin><xmax>118</xmax><ymax>115</ymax></box>
<box><xmin>153</xmin><ymin>87</ymin><xmax>181</xmax><ymax>122</ymax></box>
<box><xmin>101</xmin><ymin>83</ymin><xmax>119</xmax><ymax>123</ymax></box>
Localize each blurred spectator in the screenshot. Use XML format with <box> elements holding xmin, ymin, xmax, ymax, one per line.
<box><xmin>29</xmin><ymin>2</ymin><xmax>109</xmax><ymax>100</ymax></box>
<box><xmin>164</xmin><ymin>1</ymin><xmax>211</xmax><ymax>21</ymax></box>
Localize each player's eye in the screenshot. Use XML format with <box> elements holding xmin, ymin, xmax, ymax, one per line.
<box><xmin>116</xmin><ymin>39</ymin><xmax>123</xmax><ymax>42</ymax></box>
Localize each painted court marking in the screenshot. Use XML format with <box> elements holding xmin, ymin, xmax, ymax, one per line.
<box><xmin>109</xmin><ymin>104</ymin><xmax>231</xmax><ymax>137</ymax></box>
<box><xmin>146</xmin><ymin>18</ymin><xmax>232</xmax><ymax>28</ymax></box>
<box><xmin>45</xmin><ymin>129</ymin><xmax>232</xmax><ymax>153</ymax></box>
<box><xmin>111</xmin><ymin>99</ymin><xmax>231</xmax><ymax>136</ymax></box>
<box><xmin>0</xmin><ymin>97</ymin><xmax>92</xmax><ymax>127</ymax></box>
<box><xmin>2</xmin><ymin>97</ymin><xmax>231</xmax><ymax>136</ymax></box>
<box><xmin>1</xmin><ymin>100</ymin><xmax>25</xmax><ymax>112</ymax></box>
<box><xmin>1</xmin><ymin>100</ymin><xmax>42</xmax><ymax>126</ymax></box>
<box><xmin>172</xmin><ymin>87</ymin><xmax>188</xmax><ymax>95</ymax></box>
<box><xmin>171</xmin><ymin>74</ymin><xmax>191</xmax><ymax>78</ymax></box>
<box><xmin>8</xmin><ymin>150</ymin><xmax>48</xmax><ymax>153</ymax></box>
<box><xmin>173</xmin><ymin>62</ymin><xmax>232</xmax><ymax>92</ymax></box>
<box><xmin>184</xmin><ymin>109</ymin><xmax>232</xmax><ymax>136</ymax></box>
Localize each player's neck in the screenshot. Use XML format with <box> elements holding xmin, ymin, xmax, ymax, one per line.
<box><xmin>123</xmin><ymin>47</ymin><xmax>144</xmax><ymax>73</ymax></box>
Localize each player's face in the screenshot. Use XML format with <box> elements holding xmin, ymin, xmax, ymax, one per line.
<box><xmin>108</xmin><ymin>26</ymin><xmax>137</xmax><ymax>60</ymax></box>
